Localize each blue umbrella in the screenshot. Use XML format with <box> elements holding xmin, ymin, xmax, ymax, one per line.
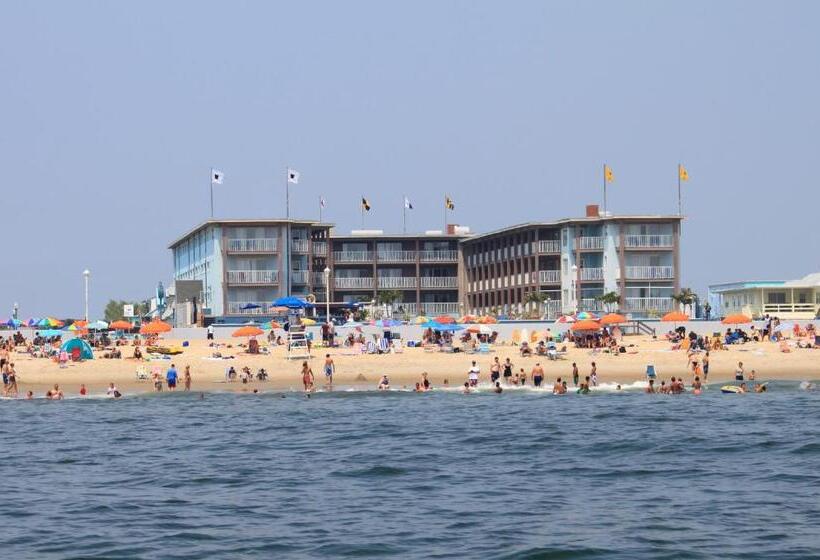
<box><xmin>5</xmin><ymin>318</ymin><xmax>22</xmax><ymax>328</ymax></box>
<box><xmin>374</xmin><ymin>319</ymin><xmax>401</xmax><ymax>328</ymax></box>
<box><xmin>240</xmin><ymin>303</ymin><xmax>261</xmax><ymax>310</ymax></box>
<box><xmin>37</xmin><ymin>329</ymin><xmax>65</xmax><ymax>337</ymax></box>
<box><xmin>272</xmin><ymin>296</ymin><xmax>313</xmax><ymax>309</ymax></box>
<box><xmin>436</xmin><ymin>323</ymin><xmax>465</xmax><ymax>332</ymax></box>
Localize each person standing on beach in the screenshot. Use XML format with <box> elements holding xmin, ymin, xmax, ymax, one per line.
<box><xmin>468</xmin><ymin>361</ymin><xmax>480</xmax><ymax>387</ymax></box>
<box><xmin>166</xmin><ymin>364</ymin><xmax>178</xmax><ymax>391</ymax></box>
<box><xmin>323</xmin><ymin>354</ymin><xmax>335</xmax><ymax>385</ymax></box>
<box><xmin>503</xmin><ymin>358</ymin><xmax>513</xmax><ymax>384</ymax></box>
<box><xmin>490</xmin><ymin>357</ymin><xmax>501</xmax><ymax>385</ymax></box>
<box><xmin>531</xmin><ymin>363</ymin><xmax>544</xmax><ymax>387</ymax></box>
<box><xmin>206</xmin><ymin>324</ymin><xmax>214</xmax><ymax>341</ymax></box>
<box><xmin>301</xmin><ymin>361</ymin><xmax>314</xmax><ymax>392</ymax></box>
<box><xmin>735</xmin><ymin>361</ymin><xmax>745</xmax><ymax>381</ymax></box>
<box><xmin>183</xmin><ymin>366</ymin><xmax>192</xmax><ymax>391</ymax></box>
<box><xmin>572</xmin><ymin>362</ymin><xmax>579</xmax><ymax>386</ymax></box>
<box><xmin>590</xmin><ymin>362</ymin><xmax>598</xmax><ymax>387</ymax></box>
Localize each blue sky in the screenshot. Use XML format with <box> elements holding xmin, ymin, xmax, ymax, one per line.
<box><xmin>1</xmin><ymin>1</ymin><xmax>818</xmax><ymax>318</ymax></box>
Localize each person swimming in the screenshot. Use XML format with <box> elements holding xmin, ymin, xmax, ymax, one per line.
<box><xmin>493</xmin><ymin>382</ymin><xmax>502</xmax><ymax>394</ymax></box>
<box><xmin>378</xmin><ymin>375</ymin><xmax>390</xmax><ymax>390</ymax></box>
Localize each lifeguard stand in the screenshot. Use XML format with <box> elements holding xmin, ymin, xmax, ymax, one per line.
<box><xmin>287</xmin><ymin>324</ymin><xmax>311</xmax><ymax>360</ymax></box>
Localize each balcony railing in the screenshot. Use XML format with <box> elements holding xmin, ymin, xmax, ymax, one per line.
<box><xmin>579</xmin><ymin>267</ymin><xmax>604</xmax><ymax>281</ymax></box>
<box><xmin>290</xmin><ymin>239</ymin><xmax>309</xmax><ymax>253</ymax></box>
<box><xmin>578</xmin><ymin>237</ymin><xmax>605</xmax><ymax>250</ymax></box>
<box><xmin>538</xmin><ymin>270</ymin><xmax>561</xmax><ymax>284</ymax></box>
<box><xmin>333</xmin><ymin>251</ymin><xmax>375</xmax><ymax>263</ymax></box>
<box><xmin>335</xmin><ymin>277</ymin><xmax>374</xmax><ymax>289</ymax></box>
<box><xmin>419</xmin><ymin>250</ymin><xmax>458</xmax><ymax>262</ymax></box>
<box><xmin>621</xmin><ymin>234</ymin><xmax>673</xmax><ymax>249</ymax></box>
<box><xmin>312</xmin><ymin>241</ymin><xmax>328</xmax><ymax>255</ymax></box>
<box><xmin>312</xmin><ymin>272</ymin><xmax>329</xmax><ymax>286</ymax></box>
<box><xmin>227</xmin><ymin>270</ymin><xmax>279</xmax><ymax>285</ymax></box>
<box><xmin>624</xmin><ymin>266</ymin><xmax>674</xmax><ymax>280</ymax></box>
<box><xmin>377</xmin><ymin>250</ymin><xmax>417</xmax><ymax>262</ymax></box>
<box><xmin>391</xmin><ymin>302</ymin><xmax>417</xmax><ymax>316</ymax></box>
<box><xmin>538</xmin><ymin>240</ymin><xmax>561</xmax><ymax>253</ymax></box>
<box><xmin>291</xmin><ymin>270</ymin><xmax>310</xmax><ymax>284</ymax></box>
<box><xmin>420</xmin><ymin>302</ymin><xmax>459</xmax><ymax>315</ymax></box>
<box><xmin>420</xmin><ymin>276</ymin><xmax>458</xmax><ymax>289</ymax></box>
<box><xmin>226</xmin><ymin>301</ymin><xmax>268</xmax><ymax>315</ymax></box>
<box><xmin>579</xmin><ymin>298</ymin><xmax>604</xmax><ymax>311</ymax></box>
<box><xmin>624</xmin><ymin>297</ymin><xmax>675</xmax><ymax>313</ymax></box>
<box><xmin>377</xmin><ymin>277</ymin><xmax>417</xmax><ymax>289</ymax></box>
<box><xmin>227</xmin><ymin>238</ymin><xmax>278</xmax><ymax>253</ymax></box>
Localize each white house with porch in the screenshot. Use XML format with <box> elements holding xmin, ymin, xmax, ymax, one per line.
<box><xmin>708</xmin><ymin>272</ymin><xmax>820</xmax><ymax>320</ymax></box>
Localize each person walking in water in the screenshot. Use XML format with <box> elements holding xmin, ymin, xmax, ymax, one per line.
<box><xmin>590</xmin><ymin>362</ymin><xmax>598</xmax><ymax>387</ymax></box>
<box><xmin>572</xmin><ymin>362</ymin><xmax>579</xmax><ymax>386</ymax></box>
<box><xmin>323</xmin><ymin>354</ymin><xmax>335</xmax><ymax>385</ymax></box>
<box><xmin>503</xmin><ymin>358</ymin><xmax>513</xmax><ymax>385</ymax></box>
<box><xmin>301</xmin><ymin>361</ymin><xmax>314</xmax><ymax>392</ymax></box>
<box><xmin>166</xmin><ymin>363</ymin><xmax>178</xmax><ymax>391</ymax></box>
<box><xmin>531</xmin><ymin>363</ymin><xmax>544</xmax><ymax>388</ymax></box>
<box><xmin>183</xmin><ymin>365</ymin><xmax>192</xmax><ymax>391</ymax></box>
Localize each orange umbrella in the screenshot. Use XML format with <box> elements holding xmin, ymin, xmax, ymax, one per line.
<box><xmin>140</xmin><ymin>319</ymin><xmax>172</xmax><ymax>334</ymax></box>
<box><xmin>110</xmin><ymin>320</ymin><xmax>133</xmax><ymax>330</ymax></box>
<box><xmin>600</xmin><ymin>313</ymin><xmax>627</xmax><ymax>325</ymax></box>
<box><xmin>466</xmin><ymin>325</ymin><xmax>482</xmax><ymax>333</ymax></box>
<box><xmin>477</xmin><ymin>316</ymin><xmax>498</xmax><ymax>324</ymax></box>
<box><xmin>458</xmin><ymin>315</ymin><xmax>477</xmax><ymax>324</ymax></box>
<box><xmin>434</xmin><ymin>315</ymin><xmax>455</xmax><ymax>324</ymax></box>
<box><xmin>722</xmin><ymin>313</ymin><xmax>752</xmax><ymax>325</ymax></box>
<box><xmin>661</xmin><ymin>311</ymin><xmax>688</xmax><ymax>322</ymax></box>
<box><xmin>571</xmin><ymin>320</ymin><xmax>602</xmax><ymax>331</ymax></box>
<box><xmin>232</xmin><ymin>325</ymin><xmax>264</xmax><ymax>337</ymax></box>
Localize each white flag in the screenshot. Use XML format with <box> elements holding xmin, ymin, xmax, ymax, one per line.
<box><xmin>211</xmin><ymin>169</ymin><xmax>224</xmax><ymax>185</ymax></box>
<box><xmin>320</xmin><ymin>196</ymin><xmax>326</xmax><ymax>208</ymax></box>
<box><xmin>404</xmin><ymin>196</ymin><xmax>413</xmax><ymax>210</ymax></box>
<box><xmin>287</xmin><ymin>169</ymin><xmax>300</xmax><ymax>184</ymax></box>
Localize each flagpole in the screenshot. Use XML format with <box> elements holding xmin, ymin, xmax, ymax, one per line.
<box><xmin>361</xmin><ymin>196</ymin><xmax>365</xmax><ymax>229</ymax></box>
<box><xmin>677</xmin><ymin>164</ymin><xmax>682</xmax><ymax>216</ymax></box>
<box><xmin>602</xmin><ymin>164</ymin><xmax>607</xmax><ymax>214</ymax></box>
<box><xmin>319</xmin><ymin>196</ymin><xmax>323</xmax><ymax>223</ymax></box>
<box><xmin>285</xmin><ymin>167</ymin><xmax>290</xmax><ymax>219</ymax></box>
<box><xmin>209</xmin><ymin>168</ymin><xmax>214</xmax><ymax>217</ymax></box>
<box><xmin>285</xmin><ymin>168</ymin><xmax>290</xmax><ymax>296</ymax></box>
<box><xmin>403</xmin><ymin>196</ymin><xmax>407</xmax><ymax>234</ymax></box>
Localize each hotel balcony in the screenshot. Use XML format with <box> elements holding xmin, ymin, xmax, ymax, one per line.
<box><xmin>291</xmin><ymin>270</ymin><xmax>310</xmax><ymax>284</ymax></box>
<box><xmin>226</xmin><ymin>270</ymin><xmax>279</xmax><ymax>285</ymax></box>
<box><xmin>377</xmin><ymin>276</ymin><xmax>417</xmax><ymax>289</ymax></box>
<box><xmin>620</xmin><ymin>234</ymin><xmax>674</xmax><ymax>249</ymax></box>
<box><xmin>624</xmin><ymin>266</ymin><xmax>675</xmax><ymax>280</ymax></box>
<box><xmin>335</xmin><ymin>277</ymin><xmax>374</xmax><ymax>289</ymax></box>
<box><xmin>227</xmin><ymin>238</ymin><xmax>278</xmax><ymax>253</ymax></box>
<box><xmin>333</xmin><ymin>251</ymin><xmax>375</xmax><ymax>263</ymax></box>
<box><xmin>392</xmin><ymin>302</ymin><xmax>460</xmax><ymax>316</ymax></box>
<box><xmin>579</xmin><ymin>267</ymin><xmax>604</xmax><ymax>281</ymax></box>
<box><xmin>377</xmin><ymin>250</ymin><xmax>417</xmax><ymax>263</ymax></box>
<box><xmin>312</xmin><ymin>241</ymin><xmax>328</xmax><ymax>255</ymax></box>
<box><xmin>226</xmin><ymin>301</ymin><xmax>268</xmax><ymax>315</ymax></box>
<box><xmin>538</xmin><ymin>270</ymin><xmax>561</xmax><ymax>284</ymax></box>
<box><xmin>290</xmin><ymin>239</ymin><xmax>310</xmax><ymax>253</ymax></box>
<box><xmin>624</xmin><ymin>297</ymin><xmax>675</xmax><ymax>313</ymax></box>
<box><xmin>579</xmin><ymin>298</ymin><xmax>605</xmax><ymax>311</ymax></box>
<box><xmin>419</xmin><ymin>250</ymin><xmax>458</xmax><ymax>262</ymax></box>
<box><xmin>577</xmin><ymin>237</ymin><xmax>605</xmax><ymax>250</ymax></box>
<box><xmin>538</xmin><ymin>240</ymin><xmax>561</xmax><ymax>254</ymax></box>
<box><xmin>420</xmin><ymin>276</ymin><xmax>458</xmax><ymax>289</ymax></box>
<box><xmin>312</xmin><ymin>272</ymin><xmax>330</xmax><ymax>286</ymax></box>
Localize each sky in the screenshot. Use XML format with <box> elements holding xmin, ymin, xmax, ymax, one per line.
<box><xmin>1</xmin><ymin>1</ymin><xmax>819</xmax><ymax>319</ymax></box>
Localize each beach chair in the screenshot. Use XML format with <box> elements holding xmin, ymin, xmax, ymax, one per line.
<box><xmin>377</xmin><ymin>337</ymin><xmax>389</xmax><ymax>354</ymax></box>
<box><xmin>366</xmin><ymin>341</ymin><xmax>378</xmax><ymax>354</ymax></box>
<box><xmin>511</xmin><ymin>329</ymin><xmax>522</xmax><ymax>345</ymax></box>
<box><xmin>135</xmin><ymin>366</ymin><xmax>149</xmax><ymax>381</ymax></box>
<box><xmin>646</xmin><ymin>364</ymin><xmax>657</xmax><ymax>381</ymax></box>
<box><xmin>392</xmin><ymin>339</ymin><xmax>404</xmax><ymax>353</ymax></box>
<box><xmin>479</xmin><ymin>342</ymin><xmax>491</xmax><ymax>354</ymax></box>
<box><xmin>530</xmin><ymin>331</ymin><xmax>539</xmax><ymax>344</ymax></box>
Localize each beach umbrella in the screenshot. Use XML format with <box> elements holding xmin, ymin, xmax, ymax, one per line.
<box><xmin>722</xmin><ymin>313</ymin><xmax>752</xmax><ymax>325</ymax></box>
<box><xmin>232</xmin><ymin>325</ymin><xmax>264</xmax><ymax>337</ymax></box>
<box><xmin>37</xmin><ymin>329</ymin><xmax>64</xmax><ymax>337</ymax></box>
<box><xmin>600</xmin><ymin>313</ymin><xmax>627</xmax><ymax>325</ymax></box>
<box><xmin>458</xmin><ymin>315</ymin><xmax>477</xmax><ymax>324</ymax></box>
<box><xmin>109</xmin><ymin>320</ymin><xmax>133</xmax><ymax>330</ymax></box>
<box><xmin>661</xmin><ymin>311</ymin><xmax>689</xmax><ymax>322</ymax></box>
<box><xmin>436</xmin><ymin>323</ymin><xmax>464</xmax><ymax>332</ymax></box>
<box><xmin>477</xmin><ymin>316</ymin><xmax>498</xmax><ymax>324</ymax></box>
<box><xmin>260</xmin><ymin>321</ymin><xmax>282</xmax><ymax>330</ymax></box>
<box><xmin>86</xmin><ymin>320</ymin><xmax>109</xmax><ymax>330</ymax></box>
<box><xmin>575</xmin><ymin>311</ymin><xmax>598</xmax><ymax>320</ymax></box>
<box><xmin>140</xmin><ymin>319</ymin><xmax>172</xmax><ymax>334</ymax></box>
<box><xmin>571</xmin><ymin>320</ymin><xmax>603</xmax><ymax>331</ymax></box>
<box><xmin>5</xmin><ymin>318</ymin><xmax>22</xmax><ymax>328</ymax></box>
<box><xmin>421</xmin><ymin>320</ymin><xmax>444</xmax><ymax>330</ymax></box>
<box><xmin>374</xmin><ymin>318</ymin><xmax>401</xmax><ymax>328</ymax></box>
<box><xmin>301</xmin><ymin>318</ymin><xmax>317</xmax><ymax>326</ymax></box>
<box><xmin>272</xmin><ymin>296</ymin><xmax>313</xmax><ymax>309</ymax></box>
<box><xmin>413</xmin><ymin>316</ymin><xmax>429</xmax><ymax>324</ymax></box>
<box><xmin>38</xmin><ymin>317</ymin><xmax>64</xmax><ymax>328</ymax></box>
<box><xmin>554</xmin><ymin>315</ymin><xmax>576</xmax><ymax>324</ymax></box>
<box><xmin>338</xmin><ymin>321</ymin><xmax>362</xmax><ymax>328</ymax></box>
<box><xmin>434</xmin><ymin>315</ymin><xmax>456</xmax><ymax>324</ymax></box>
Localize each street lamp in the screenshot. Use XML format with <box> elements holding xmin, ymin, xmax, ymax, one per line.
<box><xmin>83</xmin><ymin>269</ymin><xmax>91</xmax><ymax>321</ymax></box>
<box><xmin>12</xmin><ymin>302</ymin><xmax>18</xmax><ymax>320</ymax></box>
<box><xmin>571</xmin><ymin>264</ymin><xmax>579</xmax><ymax>313</ymax></box>
<box><xmin>323</xmin><ymin>267</ymin><xmax>331</xmax><ymax>322</ymax></box>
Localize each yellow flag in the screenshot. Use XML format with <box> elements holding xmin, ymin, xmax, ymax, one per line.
<box><xmin>604</xmin><ymin>165</ymin><xmax>614</xmax><ymax>183</ymax></box>
<box><xmin>445</xmin><ymin>196</ymin><xmax>455</xmax><ymax>210</ymax></box>
<box><xmin>679</xmin><ymin>164</ymin><xmax>689</xmax><ymax>182</ymax></box>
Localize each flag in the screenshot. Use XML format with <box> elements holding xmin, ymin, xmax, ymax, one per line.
<box><xmin>604</xmin><ymin>165</ymin><xmax>614</xmax><ymax>183</ymax></box>
<box><xmin>445</xmin><ymin>196</ymin><xmax>455</xmax><ymax>210</ymax></box>
<box><xmin>678</xmin><ymin>164</ymin><xmax>689</xmax><ymax>182</ymax></box>
<box><xmin>287</xmin><ymin>169</ymin><xmax>300</xmax><ymax>184</ymax></box>
<box><xmin>404</xmin><ymin>196</ymin><xmax>413</xmax><ymax>210</ymax></box>
<box><xmin>361</xmin><ymin>197</ymin><xmax>371</xmax><ymax>211</ymax></box>
<box><xmin>211</xmin><ymin>169</ymin><xmax>224</xmax><ymax>185</ymax></box>
<box><xmin>320</xmin><ymin>196</ymin><xmax>326</xmax><ymax>208</ymax></box>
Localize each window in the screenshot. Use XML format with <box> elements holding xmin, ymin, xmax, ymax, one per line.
<box><xmin>767</xmin><ymin>292</ymin><xmax>786</xmax><ymax>304</ymax></box>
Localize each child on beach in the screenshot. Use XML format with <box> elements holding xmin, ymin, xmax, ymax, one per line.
<box><xmin>301</xmin><ymin>362</ymin><xmax>314</xmax><ymax>392</ymax></box>
<box><xmin>323</xmin><ymin>354</ymin><xmax>335</xmax><ymax>385</ymax></box>
<box><xmin>184</xmin><ymin>366</ymin><xmax>192</xmax><ymax>391</ymax></box>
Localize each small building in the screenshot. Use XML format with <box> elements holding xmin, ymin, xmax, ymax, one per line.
<box><xmin>708</xmin><ymin>273</ymin><xmax>820</xmax><ymax>319</ymax></box>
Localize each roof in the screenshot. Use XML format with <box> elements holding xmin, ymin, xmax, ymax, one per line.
<box><xmin>168</xmin><ymin>218</ymin><xmax>334</xmax><ymax>249</ymax></box>
<box><xmin>784</xmin><ymin>273</ymin><xmax>820</xmax><ymax>287</ymax></box>
<box><xmin>709</xmin><ymin>273</ymin><xmax>820</xmax><ymax>293</ymax></box>
<box><xmin>331</xmin><ymin>232</ymin><xmax>470</xmax><ymax>240</ymax></box>
<box><xmin>460</xmin><ymin>215</ymin><xmax>683</xmax><ymax>243</ymax></box>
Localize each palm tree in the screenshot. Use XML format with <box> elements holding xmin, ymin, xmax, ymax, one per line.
<box><xmin>524</xmin><ymin>291</ymin><xmax>549</xmax><ymax>319</ymax></box>
<box><xmin>673</xmin><ymin>288</ymin><xmax>697</xmax><ymax>315</ymax></box>
<box><xmin>596</xmin><ymin>291</ymin><xmax>620</xmax><ymax>312</ymax></box>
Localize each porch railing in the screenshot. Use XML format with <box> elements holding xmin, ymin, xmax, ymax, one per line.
<box><xmin>621</xmin><ymin>234</ymin><xmax>673</xmax><ymax>248</ymax></box>
<box><xmin>578</xmin><ymin>236</ymin><xmax>605</xmax><ymax>250</ymax></box>
<box><xmin>377</xmin><ymin>277</ymin><xmax>417</xmax><ymax>289</ymax></box>
<box><xmin>538</xmin><ymin>270</ymin><xmax>561</xmax><ymax>284</ymax></box>
<box><xmin>377</xmin><ymin>250</ymin><xmax>417</xmax><ymax>262</ymax></box>
<box><xmin>580</xmin><ymin>267</ymin><xmax>604</xmax><ymax>281</ymax></box>
<box><xmin>419</xmin><ymin>250</ymin><xmax>458</xmax><ymax>262</ymax></box>
<box><xmin>335</xmin><ymin>277</ymin><xmax>374</xmax><ymax>289</ymax></box>
<box><xmin>333</xmin><ymin>251</ymin><xmax>375</xmax><ymax>263</ymax></box>
<box><xmin>538</xmin><ymin>240</ymin><xmax>561</xmax><ymax>253</ymax></box>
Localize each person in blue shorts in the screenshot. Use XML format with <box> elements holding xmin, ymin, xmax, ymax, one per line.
<box><xmin>166</xmin><ymin>363</ymin><xmax>178</xmax><ymax>390</ymax></box>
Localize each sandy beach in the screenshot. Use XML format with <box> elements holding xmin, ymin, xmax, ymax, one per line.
<box><xmin>6</xmin><ymin>334</ymin><xmax>819</xmax><ymax>397</ymax></box>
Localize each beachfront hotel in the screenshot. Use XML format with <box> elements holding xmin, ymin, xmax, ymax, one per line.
<box><xmin>460</xmin><ymin>206</ymin><xmax>683</xmax><ymax>317</ymax></box>
<box><xmin>708</xmin><ymin>273</ymin><xmax>820</xmax><ymax>320</ymax></box>
<box><xmin>167</xmin><ymin>206</ymin><xmax>682</xmax><ymax>323</ymax></box>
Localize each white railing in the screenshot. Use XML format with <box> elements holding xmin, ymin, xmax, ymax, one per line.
<box><xmin>762</xmin><ymin>303</ymin><xmax>818</xmax><ymax>314</ymax></box>
<box><xmin>419</xmin><ymin>250</ymin><xmax>458</xmax><ymax>262</ymax></box>
<box><xmin>291</xmin><ymin>270</ymin><xmax>310</xmax><ymax>284</ymax></box>
<box><xmin>226</xmin><ymin>301</ymin><xmax>268</xmax><ymax>315</ymax></box>
<box><xmin>419</xmin><ymin>302</ymin><xmax>459</xmax><ymax>315</ymax></box>
<box><xmin>538</xmin><ymin>270</ymin><xmax>561</xmax><ymax>284</ymax></box>
<box><xmin>227</xmin><ymin>270</ymin><xmax>279</xmax><ymax>284</ymax></box>
<box><xmin>290</xmin><ymin>239</ymin><xmax>309</xmax><ymax>253</ymax></box>
<box><xmin>538</xmin><ymin>240</ymin><xmax>561</xmax><ymax>253</ymax></box>
<box><xmin>580</xmin><ymin>267</ymin><xmax>604</xmax><ymax>281</ymax></box>
<box><xmin>579</xmin><ymin>298</ymin><xmax>604</xmax><ymax>311</ymax></box>
<box><xmin>392</xmin><ymin>303</ymin><xmax>417</xmax><ymax>316</ymax></box>
<box><xmin>227</xmin><ymin>238</ymin><xmax>278</xmax><ymax>252</ymax></box>
<box><xmin>335</xmin><ymin>277</ymin><xmax>374</xmax><ymax>289</ymax></box>
<box><xmin>622</xmin><ymin>234</ymin><xmax>673</xmax><ymax>248</ymax></box>
<box><xmin>625</xmin><ymin>266</ymin><xmax>674</xmax><ymax>280</ymax></box>
<box><xmin>578</xmin><ymin>237</ymin><xmax>605</xmax><ymax>250</ymax></box>
<box><xmin>624</xmin><ymin>297</ymin><xmax>675</xmax><ymax>313</ymax></box>
<box><xmin>333</xmin><ymin>251</ymin><xmax>375</xmax><ymax>263</ymax></box>
<box><xmin>377</xmin><ymin>250</ymin><xmax>417</xmax><ymax>262</ymax></box>
<box><xmin>420</xmin><ymin>276</ymin><xmax>458</xmax><ymax>289</ymax></box>
<box><xmin>313</xmin><ymin>241</ymin><xmax>328</xmax><ymax>255</ymax></box>
<box><xmin>378</xmin><ymin>277</ymin><xmax>417</xmax><ymax>289</ymax></box>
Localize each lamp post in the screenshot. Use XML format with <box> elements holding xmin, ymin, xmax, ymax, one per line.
<box><xmin>12</xmin><ymin>302</ymin><xmax>18</xmax><ymax>320</ymax></box>
<box><xmin>83</xmin><ymin>269</ymin><xmax>91</xmax><ymax>322</ymax></box>
<box><xmin>323</xmin><ymin>267</ymin><xmax>331</xmax><ymax>322</ymax></box>
<box><xmin>571</xmin><ymin>264</ymin><xmax>579</xmax><ymax>313</ymax></box>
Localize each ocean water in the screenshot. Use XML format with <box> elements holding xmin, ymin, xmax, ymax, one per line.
<box><xmin>2</xmin><ymin>382</ymin><xmax>820</xmax><ymax>559</ymax></box>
